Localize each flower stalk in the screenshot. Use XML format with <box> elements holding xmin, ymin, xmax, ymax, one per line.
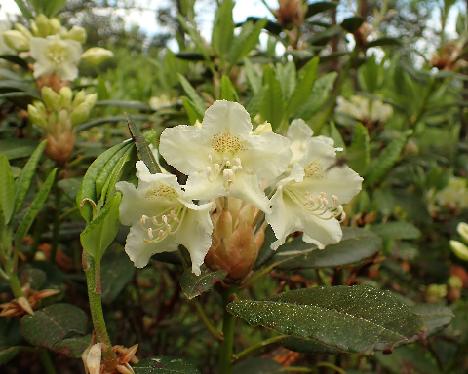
<box><xmin>218</xmin><ymin>287</ymin><xmax>236</xmax><ymax>374</ymax></box>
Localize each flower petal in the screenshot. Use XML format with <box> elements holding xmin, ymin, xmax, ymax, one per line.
<box><xmin>300</xmin><ymin>213</ymin><xmax>342</xmax><ymax>249</ymax></box>
<box><xmin>159</xmin><ymin>125</ymin><xmax>211</xmax><ymax>174</ymax></box>
<box><xmin>125</xmin><ymin>223</ymin><xmax>178</xmax><ymax>268</ymax></box>
<box><xmin>230</xmin><ymin>172</ymin><xmax>271</xmax><ymax>213</ymax></box>
<box><xmin>202</xmin><ymin>100</ymin><xmax>252</xmax><ymax>137</ymax></box>
<box><xmin>266</xmin><ymin>188</ymin><xmax>301</xmax><ymax>250</ymax></box>
<box><xmin>242</xmin><ymin>131</ymin><xmax>292</xmax><ymax>186</ymax></box>
<box><xmin>115</xmin><ymin>181</ymin><xmax>147</xmax><ymax>226</ymax></box>
<box><xmin>184</xmin><ymin>172</ymin><xmax>226</xmax><ymax>202</ymax></box>
<box><xmin>176</xmin><ymin>205</ymin><xmax>214</xmax><ymax>275</ymax></box>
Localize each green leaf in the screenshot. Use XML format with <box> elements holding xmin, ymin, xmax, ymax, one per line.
<box><xmin>0</xmin><ymin>155</ymin><xmax>15</xmax><ymax>224</ymax></box>
<box><xmin>96</xmin><ymin>99</ymin><xmax>151</xmax><ymax>111</ymax></box>
<box><xmin>179</xmin><ymin>266</ymin><xmax>226</xmax><ymax>300</ymax></box>
<box><xmin>366</xmin><ymin>134</ymin><xmax>408</xmax><ymax>186</ymax></box>
<box><xmin>76</xmin><ymin>141</ymin><xmax>130</xmax><ymax>222</ymax></box>
<box><xmin>14</xmin><ymin>140</ymin><xmax>47</xmax><ymax>215</ymax></box>
<box><xmin>101</xmin><ymin>248</ymin><xmax>135</xmax><ymax>304</ymax></box>
<box><xmin>228</xmin><ymin>285</ymin><xmax>424</xmax><ymax>354</ymax></box>
<box><xmin>296</xmin><ymin>72</ymin><xmax>336</xmax><ymax>119</ymax></box>
<box><xmin>228</xmin><ymin>20</ymin><xmax>266</xmax><ymax>64</ymax></box>
<box><xmin>412</xmin><ymin>304</ymin><xmax>453</xmax><ymax>335</ymax></box>
<box><xmin>341</xmin><ymin>16</ymin><xmax>365</xmax><ymax>33</ymax></box>
<box><xmin>133</xmin><ymin>357</ymin><xmax>200</xmax><ymax>374</ymax></box>
<box><xmin>220</xmin><ymin>75</ymin><xmax>239</xmax><ymax>101</ymax></box>
<box><xmin>259</xmin><ymin>66</ymin><xmax>284</xmax><ymax>129</ymax></box>
<box><xmin>371</xmin><ymin>221</ymin><xmax>421</xmax><ymax>241</ymax></box>
<box><xmin>76</xmin><ymin>114</ymin><xmax>150</xmax><ymax>132</ymax></box>
<box><xmin>306</xmin><ymin>1</ymin><xmax>337</xmax><ymax>18</ymax></box>
<box><xmin>276</xmin><ymin>228</ymin><xmax>382</xmax><ymax>270</ymax></box>
<box><xmin>347</xmin><ymin>124</ymin><xmax>370</xmax><ymax>174</ymax></box>
<box><xmin>20</xmin><ymin>304</ymin><xmax>88</xmax><ymax>355</ymax></box>
<box><xmin>212</xmin><ymin>0</ymin><xmax>234</xmax><ymax>58</ymax></box>
<box><xmin>0</xmin><ymin>139</ymin><xmax>39</xmax><ymax>160</ymax></box>
<box><xmin>367</xmin><ymin>37</ymin><xmax>402</xmax><ymax>48</ymax></box>
<box><xmin>287</xmin><ymin>57</ymin><xmax>319</xmax><ymax>117</ymax></box>
<box><xmin>244</xmin><ymin>58</ymin><xmax>262</xmax><ymax>94</ymax></box>
<box><xmin>80</xmin><ymin>193</ymin><xmax>122</xmax><ymax>261</ymax></box>
<box><xmin>15</xmin><ymin>168</ymin><xmax>57</xmax><ymax>244</ymax></box>
<box><xmin>178</xmin><ymin>74</ymin><xmax>205</xmax><ymax>117</ymax></box>
<box><xmin>0</xmin><ymin>346</ymin><xmax>22</xmax><ymax>365</ymax></box>
<box><xmin>13</xmin><ymin>0</ymin><xmax>33</xmax><ymax>18</ymax></box>
<box><xmin>128</xmin><ymin>121</ymin><xmax>159</xmax><ymax>174</ymax></box>
<box><xmin>53</xmin><ymin>335</ymin><xmax>92</xmax><ymax>357</ymax></box>
<box><xmin>275</xmin><ymin>61</ymin><xmax>296</xmax><ymax>101</ymax></box>
<box><xmin>182</xmin><ymin>96</ymin><xmax>203</xmax><ymax>123</ymax></box>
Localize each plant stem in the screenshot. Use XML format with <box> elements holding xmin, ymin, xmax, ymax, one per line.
<box><xmin>218</xmin><ymin>287</ymin><xmax>236</xmax><ymax>374</ymax></box>
<box><xmin>9</xmin><ymin>272</ymin><xmax>23</xmax><ymax>298</ymax></box>
<box><xmin>193</xmin><ymin>300</ymin><xmax>224</xmax><ymax>341</ymax></box>
<box><xmin>51</xmin><ymin>177</ymin><xmax>61</xmax><ymax>263</ymax></box>
<box><xmin>39</xmin><ymin>350</ymin><xmax>57</xmax><ymax>374</ymax></box>
<box><xmin>84</xmin><ymin>254</ymin><xmax>116</xmax><ymax>365</ymax></box>
<box><xmin>232</xmin><ymin>335</ymin><xmax>288</xmax><ymax>362</ymax></box>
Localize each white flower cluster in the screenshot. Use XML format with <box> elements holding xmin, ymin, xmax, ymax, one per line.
<box><xmin>117</xmin><ymin>101</ymin><xmax>363</xmax><ymax>275</ymax></box>
<box><xmin>336</xmin><ymin>94</ymin><xmax>393</xmax><ymax>124</ymax></box>
<box><xmin>2</xmin><ymin>15</ymin><xmax>112</xmax><ymax>81</ymax></box>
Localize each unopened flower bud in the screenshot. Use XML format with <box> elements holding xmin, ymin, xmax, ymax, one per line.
<box><xmin>80</xmin><ymin>47</ymin><xmax>113</xmax><ymax>65</ymax></box>
<box><xmin>32</xmin><ymin>15</ymin><xmax>61</xmax><ymax>37</ymax></box>
<box><xmin>72</xmin><ymin>90</ymin><xmax>86</xmax><ymax>106</ymax></box>
<box><xmin>70</xmin><ymin>94</ymin><xmax>96</xmax><ymax>126</ymax></box>
<box><xmin>450</xmin><ymin>240</ymin><xmax>468</xmax><ymax>261</ymax></box>
<box><xmin>46</xmin><ymin>129</ymin><xmax>76</xmax><ymax>165</ymax></box>
<box><xmin>457</xmin><ymin>222</ymin><xmax>468</xmax><ymax>242</ymax></box>
<box><xmin>15</xmin><ymin>23</ymin><xmax>32</xmax><ymax>39</ymax></box>
<box><xmin>59</xmin><ymin>86</ymin><xmax>72</xmax><ymax>108</ymax></box>
<box><xmin>27</xmin><ymin>104</ymin><xmax>47</xmax><ymax>129</ymax></box>
<box><xmin>3</xmin><ymin>30</ymin><xmax>29</xmax><ymax>51</ymax></box>
<box><xmin>41</xmin><ymin>87</ymin><xmax>61</xmax><ymax>111</ymax></box>
<box><xmin>63</xmin><ymin>26</ymin><xmax>87</xmax><ymax>43</ymax></box>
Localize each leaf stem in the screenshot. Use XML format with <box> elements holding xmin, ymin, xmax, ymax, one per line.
<box><xmin>193</xmin><ymin>300</ymin><xmax>224</xmax><ymax>341</ymax></box>
<box><xmin>51</xmin><ymin>176</ymin><xmax>61</xmax><ymax>263</ymax></box>
<box><xmin>218</xmin><ymin>287</ymin><xmax>236</xmax><ymax>374</ymax></box>
<box><xmin>232</xmin><ymin>334</ymin><xmax>288</xmax><ymax>362</ymax></box>
<box><xmin>84</xmin><ymin>253</ymin><xmax>116</xmax><ymax>365</ymax></box>
<box><xmin>9</xmin><ymin>271</ymin><xmax>23</xmax><ymax>298</ymax></box>
<box><xmin>39</xmin><ymin>350</ymin><xmax>57</xmax><ymax>374</ymax></box>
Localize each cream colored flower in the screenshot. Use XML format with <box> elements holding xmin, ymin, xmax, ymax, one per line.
<box><xmin>30</xmin><ymin>35</ymin><xmax>82</xmax><ymax>81</ymax></box>
<box><xmin>159</xmin><ymin>100</ymin><xmax>292</xmax><ymax>213</ymax></box>
<box><xmin>116</xmin><ymin>162</ymin><xmax>214</xmax><ymax>275</ymax></box>
<box><xmin>267</xmin><ymin>125</ymin><xmax>363</xmax><ymax>249</ymax></box>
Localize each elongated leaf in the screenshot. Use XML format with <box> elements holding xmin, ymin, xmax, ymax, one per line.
<box><xmin>276</xmin><ymin>228</ymin><xmax>381</xmax><ymax>270</ymax></box>
<box><xmin>366</xmin><ymin>134</ymin><xmax>409</xmax><ymax>186</ymax></box>
<box><xmin>306</xmin><ymin>1</ymin><xmax>337</xmax><ymax>18</ymax></box>
<box><xmin>371</xmin><ymin>221</ymin><xmax>421</xmax><ymax>240</ymax></box>
<box><xmin>367</xmin><ymin>37</ymin><xmax>402</xmax><ymax>48</ymax></box>
<box><xmin>76</xmin><ymin>141</ymin><xmax>129</xmax><ymax>222</ymax></box>
<box><xmin>76</xmin><ymin>114</ymin><xmax>149</xmax><ymax>132</ymax></box>
<box><xmin>80</xmin><ymin>193</ymin><xmax>122</xmax><ymax>261</ymax></box>
<box><xmin>179</xmin><ymin>266</ymin><xmax>226</xmax><ymax>299</ymax></box>
<box><xmin>296</xmin><ymin>72</ymin><xmax>336</xmax><ymax>119</ymax></box>
<box><xmin>128</xmin><ymin>120</ymin><xmax>159</xmax><ymax>174</ymax></box>
<box><xmin>259</xmin><ymin>66</ymin><xmax>284</xmax><ymax>129</ymax></box>
<box><xmin>95</xmin><ymin>142</ymin><xmax>133</xmax><ymax>197</ymax></box>
<box><xmin>0</xmin><ymin>139</ymin><xmax>39</xmax><ymax>160</ymax></box>
<box><xmin>347</xmin><ymin>124</ymin><xmax>370</xmax><ymax>174</ymax></box>
<box><xmin>0</xmin><ymin>346</ymin><xmax>22</xmax><ymax>365</ymax></box>
<box><xmin>212</xmin><ymin>0</ymin><xmax>234</xmax><ymax>58</ymax></box>
<box><xmin>228</xmin><ymin>20</ymin><xmax>266</xmax><ymax>64</ymax></box>
<box><xmin>101</xmin><ymin>248</ymin><xmax>135</xmax><ymax>304</ymax></box>
<box><xmin>287</xmin><ymin>57</ymin><xmax>319</xmax><ymax>117</ymax></box>
<box><xmin>0</xmin><ymin>155</ymin><xmax>15</xmax><ymax>224</ymax></box>
<box><xmin>15</xmin><ymin>168</ymin><xmax>57</xmax><ymax>244</ymax></box>
<box><xmin>20</xmin><ymin>304</ymin><xmax>88</xmax><ymax>356</ymax></box>
<box><xmin>182</xmin><ymin>96</ymin><xmax>203</xmax><ymax>123</ymax></box>
<box><xmin>228</xmin><ymin>285</ymin><xmax>424</xmax><ymax>354</ymax></box>
<box><xmin>0</xmin><ymin>55</ymin><xmax>29</xmax><ymax>69</ymax></box>
<box><xmin>220</xmin><ymin>75</ymin><xmax>239</xmax><ymax>101</ymax></box>
<box><xmin>14</xmin><ymin>140</ymin><xmax>47</xmax><ymax>214</ymax></box>
<box><xmin>134</xmin><ymin>357</ymin><xmax>200</xmax><ymax>374</ymax></box>
<box><xmin>178</xmin><ymin>74</ymin><xmax>205</xmax><ymax>116</ymax></box>
<box><xmin>96</xmin><ymin>99</ymin><xmax>151</xmax><ymax>111</ymax></box>
<box><xmin>341</xmin><ymin>16</ymin><xmax>365</xmax><ymax>32</ymax></box>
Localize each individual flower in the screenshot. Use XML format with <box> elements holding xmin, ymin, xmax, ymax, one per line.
<box><xmin>30</xmin><ymin>35</ymin><xmax>82</xmax><ymax>81</ymax></box>
<box><xmin>116</xmin><ymin>162</ymin><xmax>214</xmax><ymax>275</ymax></box>
<box><xmin>432</xmin><ymin>177</ymin><xmax>468</xmax><ymax>211</ymax></box>
<box><xmin>159</xmin><ymin>100</ymin><xmax>292</xmax><ymax>213</ymax></box>
<box><xmin>0</xmin><ymin>21</ymin><xmax>13</xmax><ymax>55</ymax></box>
<box><xmin>336</xmin><ymin>94</ymin><xmax>393</xmax><ymax>125</ymax></box>
<box><xmin>266</xmin><ymin>120</ymin><xmax>363</xmax><ymax>249</ymax></box>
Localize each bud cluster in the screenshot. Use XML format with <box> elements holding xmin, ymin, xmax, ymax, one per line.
<box><xmin>28</xmin><ymin>87</ymin><xmax>97</xmax><ymax>164</ymax></box>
